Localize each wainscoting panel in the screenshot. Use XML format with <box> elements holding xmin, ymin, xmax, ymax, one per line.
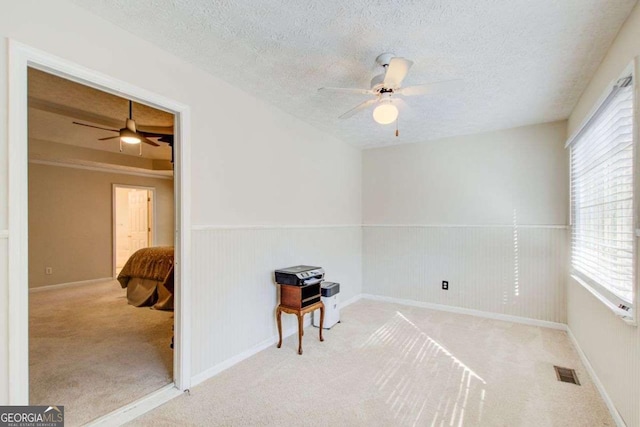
<box><xmin>363</xmin><ymin>226</ymin><xmax>567</xmax><ymax>323</ymax></box>
<box><xmin>0</xmin><ymin>233</ymin><xmax>9</xmax><ymax>403</ymax></box>
<box><xmin>190</xmin><ymin>226</ymin><xmax>362</xmax><ymax>377</ymax></box>
<box><xmin>568</xmin><ymin>277</ymin><xmax>639</xmax><ymax>426</ymax></box>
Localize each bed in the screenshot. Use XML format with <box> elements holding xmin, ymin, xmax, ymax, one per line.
<box><xmin>117</xmin><ymin>246</ymin><xmax>174</xmax><ymax>310</ymax></box>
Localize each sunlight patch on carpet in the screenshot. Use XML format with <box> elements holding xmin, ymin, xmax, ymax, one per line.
<box><xmin>362</xmin><ymin>311</ymin><xmax>486</xmax><ymax>426</ymax></box>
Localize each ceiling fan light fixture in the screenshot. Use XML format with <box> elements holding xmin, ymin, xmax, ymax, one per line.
<box><xmin>120</xmin><ymin>128</ymin><xmax>141</xmax><ymax>144</ymax></box>
<box><xmin>121</xmin><ymin>136</ymin><xmax>141</xmax><ymax>144</ymax></box>
<box><xmin>372</xmin><ymin>103</ymin><xmax>398</xmax><ymax>125</ymax></box>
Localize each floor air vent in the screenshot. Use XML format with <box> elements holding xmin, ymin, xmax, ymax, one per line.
<box><xmin>554</xmin><ymin>366</ymin><xmax>580</xmax><ymax>385</ymax></box>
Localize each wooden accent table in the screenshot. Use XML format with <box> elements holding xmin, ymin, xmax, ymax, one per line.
<box><xmin>276</xmin><ymin>301</ymin><xmax>324</xmax><ymax>355</ymax></box>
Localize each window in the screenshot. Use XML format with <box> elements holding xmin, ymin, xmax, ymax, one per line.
<box><xmin>569</xmin><ymin>71</ymin><xmax>635</xmax><ymax>315</ymax></box>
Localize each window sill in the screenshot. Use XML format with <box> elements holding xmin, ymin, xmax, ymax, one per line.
<box><xmin>571</xmin><ymin>275</ymin><xmax>636</xmax><ymax>326</ymax></box>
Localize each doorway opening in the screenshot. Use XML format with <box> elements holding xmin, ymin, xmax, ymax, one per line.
<box><xmin>8</xmin><ymin>40</ymin><xmax>191</xmax><ymax>422</ymax></box>
<box><xmin>114</xmin><ymin>185</ymin><xmax>155</xmax><ymax>275</ymax></box>
<box><xmin>27</xmin><ymin>68</ymin><xmax>177</xmax><ymax>424</ymax></box>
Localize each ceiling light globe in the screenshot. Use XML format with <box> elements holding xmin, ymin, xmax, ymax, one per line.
<box><xmin>121</xmin><ymin>136</ymin><xmax>141</xmax><ymax>144</ymax></box>
<box><xmin>373</xmin><ymin>103</ymin><xmax>398</xmax><ymax>125</ymax></box>
<box><xmin>120</xmin><ymin>128</ymin><xmax>142</xmax><ymax>144</ymax></box>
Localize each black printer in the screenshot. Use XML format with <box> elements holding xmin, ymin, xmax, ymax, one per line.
<box><xmin>274</xmin><ymin>265</ymin><xmax>325</xmax><ymax>286</ymax></box>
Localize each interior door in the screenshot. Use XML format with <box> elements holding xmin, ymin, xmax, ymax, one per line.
<box><xmin>128</xmin><ymin>189</ymin><xmax>150</xmax><ymax>253</ymax></box>
<box><xmin>115</xmin><ymin>188</ymin><xmax>132</xmax><ymax>268</ymax></box>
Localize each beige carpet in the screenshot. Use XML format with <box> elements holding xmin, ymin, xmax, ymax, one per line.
<box><xmin>29</xmin><ymin>280</ymin><xmax>173</xmax><ymax>426</ymax></box>
<box><xmin>129</xmin><ymin>299</ymin><xmax>612</xmax><ymax>426</ymax></box>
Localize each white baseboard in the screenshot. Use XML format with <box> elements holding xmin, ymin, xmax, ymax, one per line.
<box><xmin>190</xmin><ymin>294</ymin><xmax>362</xmax><ymax>388</ymax></box>
<box><xmin>340</xmin><ymin>293</ymin><xmax>362</xmax><ymax>309</ymax></box>
<box><xmin>29</xmin><ymin>277</ymin><xmax>114</xmax><ymax>293</ymax></box>
<box><xmin>567</xmin><ymin>327</ymin><xmax>626</xmax><ymax>427</ymax></box>
<box><xmin>190</xmin><ymin>317</ymin><xmax>312</xmax><ymax>388</ymax></box>
<box><xmin>87</xmin><ymin>383</ymin><xmax>182</xmax><ymax>426</ymax></box>
<box><xmin>360</xmin><ymin>294</ymin><xmax>567</xmax><ymax>330</ymax></box>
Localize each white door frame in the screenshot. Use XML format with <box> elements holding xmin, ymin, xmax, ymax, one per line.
<box><xmin>112</xmin><ymin>184</ymin><xmax>157</xmax><ymax>277</ymax></box>
<box><xmin>7</xmin><ymin>40</ymin><xmax>192</xmax><ymax>404</ymax></box>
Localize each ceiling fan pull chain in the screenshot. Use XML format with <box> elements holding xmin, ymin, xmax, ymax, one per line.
<box><xmin>139</xmin><ymin>143</ymin><xmax>142</xmax><ymax>156</ymax></box>
<box><xmin>395</xmin><ymin>117</ymin><xmax>399</xmax><ymax>137</ymax></box>
<box><xmin>119</xmin><ymin>139</ymin><xmax>123</xmax><ymax>152</ymax></box>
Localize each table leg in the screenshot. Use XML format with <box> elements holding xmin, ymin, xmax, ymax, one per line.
<box><xmin>319</xmin><ymin>304</ymin><xmax>324</xmax><ymax>342</ymax></box>
<box><xmin>276</xmin><ymin>307</ymin><xmax>283</xmax><ymax>349</ymax></box>
<box><xmin>297</xmin><ymin>313</ymin><xmax>304</xmax><ymax>355</ymax></box>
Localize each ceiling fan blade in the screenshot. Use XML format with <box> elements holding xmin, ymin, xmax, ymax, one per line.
<box><xmin>140</xmin><ymin>135</ymin><xmax>160</xmax><ymax>147</ymax></box>
<box><xmin>392</xmin><ymin>97</ymin><xmax>409</xmax><ymax>110</ymax></box>
<box><xmin>158</xmin><ymin>135</ymin><xmax>174</xmax><ymax>144</ymax></box>
<box><xmin>383</xmin><ymin>57</ymin><xmax>413</xmax><ymax>89</ymax></box>
<box><xmin>318</xmin><ymin>87</ymin><xmax>374</xmax><ymax>95</ymax></box>
<box><xmin>98</xmin><ymin>136</ymin><xmax>120</xmax><ymax>141</ymax></box>
<box><xmin>145</xmin><ymin>134</ymin><xmax>174</xmax><ymax>144</ymax></box>
<box><xmin>397</xmin><ymin>79</ymin><xmax>461</xmax><ymax>96</ymax></box>
<box><xmin>391</xmin><ymin>98</ymin><xmax>418</xmax><ymax>121</ymax></box>
<box><xmin>339</xmin><ymin>98</ymin><xmax>378</xmax><ymax>119</ymax></box>
<box><xmin>72</xmin><ymin>122</ymin><xmax>119</xmax><ymax>133</ymax></box>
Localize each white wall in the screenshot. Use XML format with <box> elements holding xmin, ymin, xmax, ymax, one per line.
<box><xmin>0</xmin><ymin>0</ymin><xmax>361</xmax><ymax>402</ymax></box>
<box><xmin>566</xmin><ymin>3</ymin><xmax>640</xmax><ymax>426</ymax></box>
<box><xmin>362</xmin><ymin>122</ymin><xmax>568</xmax><ymax>322</ymax></box>
<box><xmin>28</xmin><ymin>163</ymin><xmax>174</xmax><ymax>287</ymax></box>
<box><xmin>364</xmin><ymin>121</ymin><xmax>568</xmax><ymax>226</ymax></box>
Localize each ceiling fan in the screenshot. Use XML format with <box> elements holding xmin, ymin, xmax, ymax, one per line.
<box><xmin>72</xmin><ymin>100</ymin><xmax>174</xmax><ymax>154</ymax></box>
<box><xmin>319</xmin><ymin>53</ymin><xmax>458</xmax><ymax>126</ymax></box>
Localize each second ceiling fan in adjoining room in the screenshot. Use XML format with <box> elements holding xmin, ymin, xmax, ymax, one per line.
<box><xmin>72</xmin><ymin>100</ymin><xmax>174</xmax><ymax>157</ymax></box>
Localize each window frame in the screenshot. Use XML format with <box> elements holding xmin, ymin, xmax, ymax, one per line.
<box><xmin>567</xmin><ymin>59</ymin><xmax>638</xmax><ymax>325</ymax></box>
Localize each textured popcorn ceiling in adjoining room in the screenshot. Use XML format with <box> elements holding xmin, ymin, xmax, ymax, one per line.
<box><xmin>71</xmin><ymin>0</ymin><xmax>637</xmax><ymax>148</ymax></box>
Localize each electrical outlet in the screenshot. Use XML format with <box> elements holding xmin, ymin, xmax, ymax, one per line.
<box><xmin>442</xmin><ymin>280</ymin><xmax>449</xmax><ymax>290</ymax></box>
<box><xmin>45</xmin><ymin>267</ymin><xmax>53</xmax><ymax>275</ymax></box>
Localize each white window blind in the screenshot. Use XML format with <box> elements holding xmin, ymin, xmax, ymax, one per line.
<box><xmin>570</xmin><ymin>75</ymin><xmax>635</xmax><ymax>305</ymax></box>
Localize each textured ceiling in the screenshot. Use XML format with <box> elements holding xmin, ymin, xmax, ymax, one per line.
<box><xmin>71</xmin><ymin>0</ymin><xmax>636</xmax><ymax>148</ymax></box>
